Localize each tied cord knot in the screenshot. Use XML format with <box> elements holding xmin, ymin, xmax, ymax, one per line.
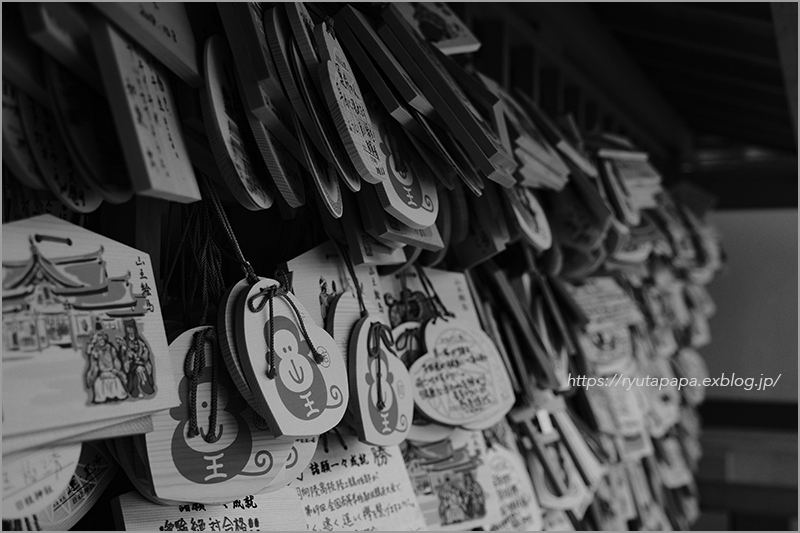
<box><xmin>184</xmin><ymin>327</ymin><xmax>220</xmax><ymax>443</ymax></box>
<box><xmin>368</xmin><ymin>322</ymin><xmax>395</xmax><ymax>411</ymax></box>
<box><xmin>247</xmin><ymin>277</ymin><xmax>325</xmax><ymax>379</ymax></box>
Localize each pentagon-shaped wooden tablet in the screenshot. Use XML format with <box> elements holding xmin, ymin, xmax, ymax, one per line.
<box><xmin>17</xmin><ymin>89</ymin><xmax>102</xmax><ymax>213</ymax></box>
<box><xmin>235</xmin><ymin>278</ymin><xmax>348</xmax><ymax>437</ymax></box>
<box><xmin>324</xmin><ymin>292</ymin><xmax>379</xmax><ymax>366</ymax></box>
<box><xmin>364</xmin><ymin>93</ymin><xmax>439</xmax><ymax>229</ymax></box>
<box><xmin>201</xmin><ymin>35</ymin><xmax>273</xmax><ymax>210</ymax></box>
<box><xmin>409</xmin><ymin>318</ymin><xmax>515</xmax><ymax>428</ymax></box>
<box><xmin>314</xmin><ymin>23</ymin><xmax>388</xmax><ymax>185</ymax></box>
<box><xmin>146</xmin><ymin>327</ymin><xmax>293</xmax><ymax>504</ymax></box>
<box><xmin>348</xmin><ymin>316</ymin><xmax>413</xmax><ymax>446</ymax></box>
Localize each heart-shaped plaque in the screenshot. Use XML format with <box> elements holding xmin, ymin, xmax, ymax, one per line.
<box><xmin>409</xmin><ymin>318</ymin><xmax>515</xmax><ymax>428</ymax></box>
<box><xmin>348</xmin><ymin>316</ymin><xmax>413</xmax><ymax>446</ymax></box>
<box><xmin>146</xmin><ymin>327</ymin><xmax>293</xmax><ymax>504</ymax></box>
<box><xmin>236</xmin><ymin>278</ymin><xmax>348</xmax><ymax>437</ymax></box>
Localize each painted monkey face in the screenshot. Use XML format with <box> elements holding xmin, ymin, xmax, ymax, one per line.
<box><xmin>266</xmin><ymin>316</ymin><xmax>328</xmax><ymax>421</ymax></box>
<box><xmin>273</xmin><ymin>327</ymin><xmax>315</xmax><ymax>394</ymax></box>
<box><xmin>183</xmin><ymin>382</ymin><xmax>239</xmax><ymax>454</ymax></box>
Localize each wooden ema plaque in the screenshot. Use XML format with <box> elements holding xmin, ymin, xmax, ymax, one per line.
<box><xmin>380</xmin><ymin>6</ymin><xmax>514</xmax><ymax>176</ymax></box>
<box><xmin>341</xmin><ymin>188</ymin><xmax>407</xmax><ymax>266</ymax></box>
<box><xmin>348</xmin><ymin>316</ymin><xmax>413</xmax><ymax>446</ymax></box>
<box><xmin>90</xmin><ymin>18</ymin><xmax>202</xmax><ymax>204</ymax></box>
<box><xmin>337</xmin><ymin>6</ymin><xmax>434</xmax><ymax>118</ymax></box>
<box><xmin>4</xmin><ymin>442</ymin><xmax>118</xmax><ymax>531</ymax></box>
<box><xmin>235</xmin><ymin>278</ymin><xmax>348</xmax><ymax>437</ymax></box>
<box><xmin>292</xmin><ymin>108</ymin><xmax>343</xmax><ymax>218</ymax></box>
<box><xmin>600</xmin><ymin>159</ymin><xmax>641</xmax><ymax>227</ymax></box>
<box><xmin>403</xmin><ymin>429</ymin><xmax>502</xmax><ymax>530</ymax></box>
<box><xmin>285</xmin><ymin>29</ymin><xmax>362</xmax><ymax>193</ymax></box>
<box><xmin>200</xmin><ymin>34</ymin><xmax>274</xmax><ymax>211</ymax></box>
<box><xmin>233</xmin><ymin>64</ymin><xmax>306</xmax><ymax>209</ymax></box>
<box><xmin>363</xmin><ymin>93</ymin><xmax>439</xmax><ymax>229</ymax></box>
<box><xmin>43</xmin><ymin>57</ymin><xmax>134</xmax><ymax>205</ymax></box>
<box><xmin>2</xmin><ymin>443</ymin><xmax>82</xmax><ymax>519</ymax></box>
<box><xmin>483</xmin><ymin>421</ymin><xmax>544</xmax><ymax>531</ymax></box>
<box><xmin>324</xmin><ymin>292</ymin><xmax>379</xmax><ymax>366</ymax></box>
<box><xmin>14</xmin><ymin>84</ymin><xmax>103</xmax><ymax>213</ymax></box>
<box><xmin>393</xmin><ymin>3</ymin><xmax>481</xmax><ymax>56</ymax></box>
<box><xmin>314</xmin><ymin>22</ymin><xmax>388</xmax><ymax>186</ymax></box>
<box><xmin>506</xmin><ymin>186</ymin><xmax>553</xmax><ymax>252</ymax></box>
<box><xmin>92</xmin><ymin>3</ymin><xmax>202</xmax><ymax>87</ymax></box>
<box><xmin>2</xmin><ymin>79</ymin><xmax>47</xmax><ymax>191</ymax></box>
<box><xmin>20</xmin><ymin>2</ymin><xmax>99</xmax><ymax>89</ymax></box>
<box><xmin>576</xmin><ymin>323</ymin><xmax>634</xmax><ymax>376</ymax></box>
<box><xmin>218</xmin><ymin>279</ymin><xmax>261</xmax><ymax>412</ymax></box>
<box><xmin>409</xmin><ymin>318</ymin><xmax>515</xmax><ymax>430</ymax></box>
<box><xmin>294</xmin><ymin>430</ymin><xmax>427</xmax><ymax>531</ymax></box>
<box><xmin>112</xmin><ymin>487</ymin><xmax>306</xmax><ymax>531</ymax></box>
<box><xmin>285</xmin><ymin>3</ymin><xmax>320</xmax><ymax>72</ymax></box>
<box><xmin>264</xmin><ymin>6</ymin><xmax>330</xmax><ymax>170</ymax></box>
<box><xmin>145</xmin><ymin>327</ymin><xmax>293</xmax><ymax>504</ymax></box>
<box><xmin>2</xmin><ymin>215</ymin><xmax>178</xmax><ymax>436</ymax></box>
<box><xmin>217</xmin><ymin>3</ymin><xmax>302</xmax><ymax>164</ymax></box>
<box><xmin>334</xmin><ymin>11</ymin><xmax>417</xmax><ymax>132</ymax></box>
<box><xmin>357</xmin><ymin>184</ymin><xmax>444</xmax><ymax>252</ymax></box>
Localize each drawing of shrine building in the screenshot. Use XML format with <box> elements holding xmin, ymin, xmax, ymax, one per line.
<box><xmin>2</xmin><ymin>238</ymin><xmax>151</xmax><ymax>354</ymax></box>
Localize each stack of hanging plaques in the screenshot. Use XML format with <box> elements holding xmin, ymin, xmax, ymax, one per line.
<box><xmin>131</xmin><ymin>327</ymin><xmax>296</xmax><ymax>505</ymax></box>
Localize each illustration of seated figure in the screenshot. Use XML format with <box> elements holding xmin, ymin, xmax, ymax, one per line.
<box><xmin>118</xmin><ymin>319</ymin><xmax>155</xmax><ymax>399</ymax></box>
<box><xmin>85</xmin><ymin>330</ymin><xmax>128</xmax><ymax>403</ymax></box>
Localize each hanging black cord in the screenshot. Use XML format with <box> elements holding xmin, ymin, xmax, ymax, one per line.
<box><xmin>368</xmin><ymin>322</ymin><xmax>397</xmax><ymax>410</ymax></box>
<box><xmin>247</xmin><ymin>272</ymin><xmax>325</xmax><ymax>378</ymax></box>
<box><xmin>197</xmin><ymin>171</ymin><xmax>259</xmax><ymax>285</ymax></box>
<box><xmin>415</xmin><ymin>265</ymin><xmax>455</xmax><ymax>322</ymax></box>
<box><xmin>184</xmin><ymin>327</ymin><xmax>220</xmax><ymax>443</ymax></box>
<box><xmin>332</xmin><ymin>239</ymin><xmax>368</xmax><ymax>318</ymax></box>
